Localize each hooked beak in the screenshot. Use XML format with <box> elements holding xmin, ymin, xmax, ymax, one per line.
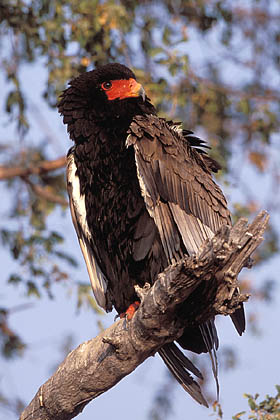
<box><xmin>105</xmin><ymin>78</ymin><xmax>146</xmax><ymax>102</ymax></box>
<box><xmin>137</xmin><ymin>85</ymin><xmax>146</xmax><ymax>101</ymax></box>
<box><xmin>120</xmin><ymin>79</ymin><xmax>146</xmax><ymax>101</ymax></box>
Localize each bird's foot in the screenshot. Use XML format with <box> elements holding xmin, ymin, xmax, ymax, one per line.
<box><xmin>120</xmin><ymin>301</ymin><xmax>140</xmax><ymax>320</ymax></box>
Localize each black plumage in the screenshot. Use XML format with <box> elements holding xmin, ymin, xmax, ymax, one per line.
<box><xmin>58</xmin><ymin>63</ymin><xmax>245</xmax><ymax>406</ymax></box>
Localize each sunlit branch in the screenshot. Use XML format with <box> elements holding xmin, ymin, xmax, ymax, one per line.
<box><xmin>0</xmin><ymin>156</ymin><xmax>66</xmax><ymax>181</ymax></box>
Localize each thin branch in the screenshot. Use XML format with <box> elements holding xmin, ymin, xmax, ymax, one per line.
<box><xmin>5</xmin><ymin>303</ymin><xmax>34</xmax><ymax>315</ymax></box>
<box><xmin>20</xmin><ymin>211</ymin><xmax>269</xmax><ymax>420</ymax></box>
<box><xmin>233</xmin><ymin>6</ymin><xmax>280</xmax><ymax>22</ymax></box>
<box><xmin>22</xmin><ymin>176</ymin><xmax>68</xmax><ymax>206</ymax></box>
<box><xmin>0</xmin><ymin>156</ymin><xmax>66</xmax><ymax>180</ymax></box>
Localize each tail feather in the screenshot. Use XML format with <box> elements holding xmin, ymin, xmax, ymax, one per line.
<box><xmin>230</xmin><ymin>303</ymin><xmax>246</xmax><ymax>336</ymax></box>
<box><xmin>158</xmin><ymin>311</ymin><xmax>245</xmax><ymax>406</ymax></box>
<box><xmin>158</xmin><ymin>343</ymin><xmax>208</xmax><ymax>407</ymax></box>
<box><xmin>199</xmin><ymin>320</ymin><xmax>219</xmax><ymax>400</ymax></box>
<box><xmin>164</xmin><ymin>341</ymin><xmax>203</xmax><ymax>379</ymax></box>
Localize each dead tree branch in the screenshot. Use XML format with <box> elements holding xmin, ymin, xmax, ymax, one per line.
<box><xmin>20</xmin><ymin>211</ymin><xmax>269</xmax><ymax>420</ymax></box>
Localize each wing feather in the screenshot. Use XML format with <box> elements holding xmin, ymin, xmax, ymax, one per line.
<box><xmin>127</xmin><ymin>115</ymin><xmax>231</xmax><ymax>259</ymax></box>
<box><xmin>132</xmin><ymin>212</ymin><xmax>156</xmax><ymax>261</ymax></box>
<box><xmin>67</xmin><ymin>150</ymin><xmax>108</xmax><ymax>310</ymax></box>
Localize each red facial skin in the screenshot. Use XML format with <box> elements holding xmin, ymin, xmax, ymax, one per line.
<box><xmin>101</xmin><ymin>78</ymin><xmax>144</xmax><ymax>101</ymax></box>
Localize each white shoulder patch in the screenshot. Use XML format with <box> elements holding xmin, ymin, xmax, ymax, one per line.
<box><xmin>67</xmin><ymin>154</ymin><xmax>92</xmax><ymax>239</ymax></box>
<box><xmin>67</xmin><ymin>152</ymin><xmax>108</xmax><ymax>311</ymax></box>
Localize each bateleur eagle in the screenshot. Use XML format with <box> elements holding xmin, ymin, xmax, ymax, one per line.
<box><xmin>58</xmin><ymin>63</ymin><xmax>245</xmax><ymax>407</ymax></box>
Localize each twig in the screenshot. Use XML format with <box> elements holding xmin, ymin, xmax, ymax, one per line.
<box><xmin>23</xmin><ymin>176</ymin><xmax>68</xmax><ymax>206</ymax></box>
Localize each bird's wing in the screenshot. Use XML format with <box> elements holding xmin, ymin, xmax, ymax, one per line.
<box><xmin>66</xmin><ymin>149</ymin><xmax>109</xmax><ymax>311</ymax></box>
<box><xmin>127</xmin><ymin>114</ymin><xmax>231</xmax><ymax>262</ymax></box>
<box><xmin>127</xmin><ymin>115</ymin><xmax>245</xmax><ymax>333</ymax></box>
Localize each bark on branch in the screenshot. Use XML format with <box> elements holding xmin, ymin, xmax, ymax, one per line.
<box><xmin>20</xmin><ymin>211</ymin><xmax>269</xmax><ymax>420</ymax></box>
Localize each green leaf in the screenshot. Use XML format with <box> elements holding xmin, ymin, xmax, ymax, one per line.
<box><xmin>232</xmin><ymin>411</ymin><xmax>246</xmax><ymax>420</ymax></box>
<box><xmin>8</xmin><ymin>274</ymin><xmax>22</xmax><ymax>285</ymax></box>
<box><xmin>26</xmin><ymin>281</ymin><xmax>40</xmax><ymax>298</ymax></box>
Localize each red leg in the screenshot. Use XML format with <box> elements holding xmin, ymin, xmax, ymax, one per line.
<box><xmin>119</xmin><ymin>301</ymin><xmax>140</xmax><ymax>320</ymax></box>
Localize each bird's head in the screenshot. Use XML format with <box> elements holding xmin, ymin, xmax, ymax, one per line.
<box><xmin>58</xmin><ymin>63</ymin><xmax>155</xmax><ymax>139</ymax></box>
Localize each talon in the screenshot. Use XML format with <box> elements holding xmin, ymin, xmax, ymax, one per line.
<box><xmin>120</xmin><ymin>301</ymin><xmax>140</xmax><ymax>320</ymax></box>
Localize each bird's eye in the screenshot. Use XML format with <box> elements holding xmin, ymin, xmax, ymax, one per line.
<box><xmin>101</xmin><ymin>81</ymin><xmax>112</xmax><ymax>90</ymax></box>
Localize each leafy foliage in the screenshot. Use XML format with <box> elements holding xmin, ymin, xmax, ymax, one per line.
<box><xmin>232</xmin><ymin>386</ymin><xmax>280</xmax><ymax>420</ymax></box>
<box><xmin>0</xmin><ymin>307</ymin><xmax>25</xmax><ymax>358</ymax></box>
